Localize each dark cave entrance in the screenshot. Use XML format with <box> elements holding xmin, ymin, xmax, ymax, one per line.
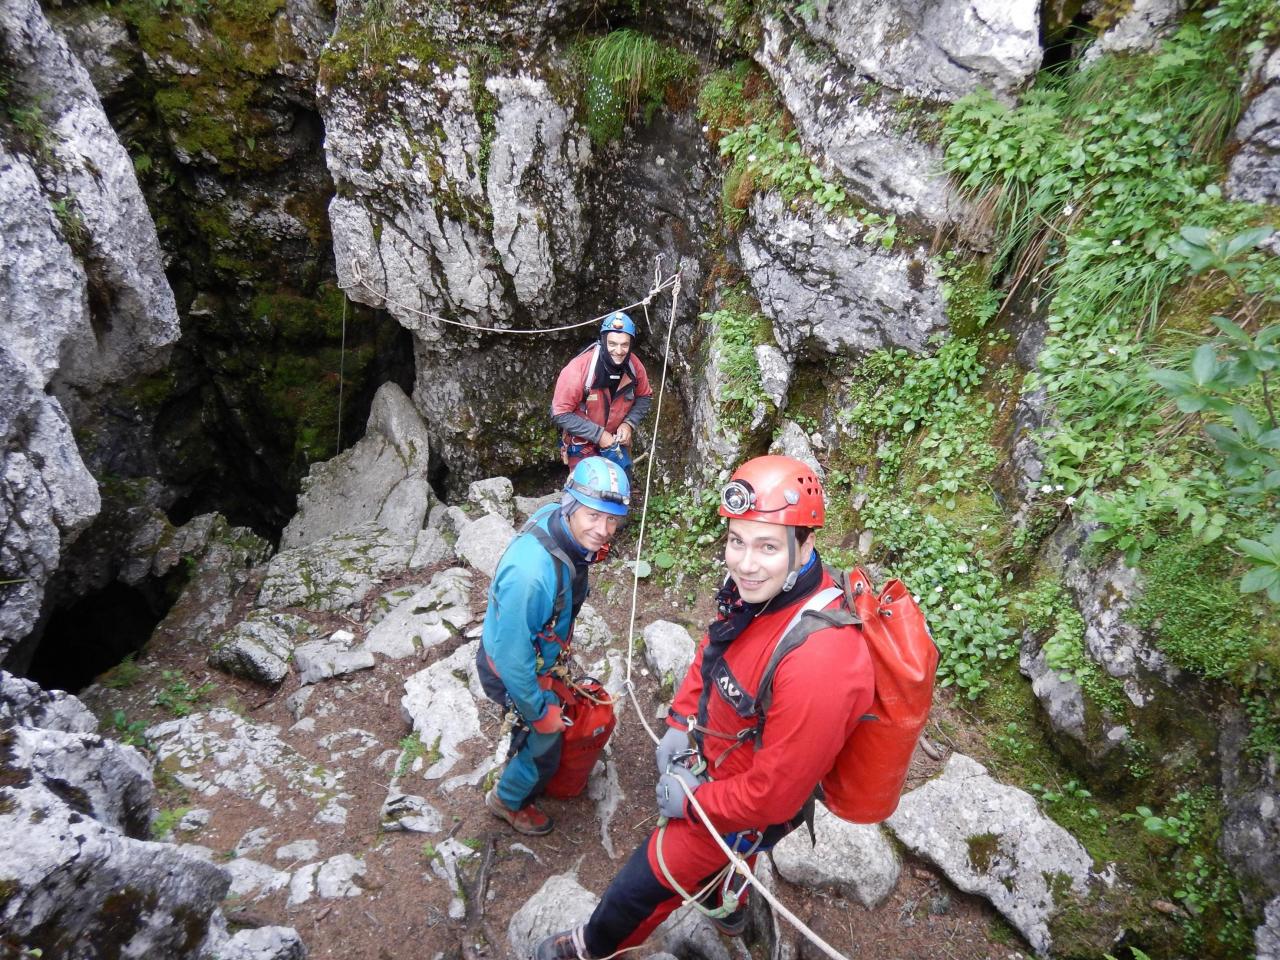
<box><xmin>24</xmin><ymin>575</ymin><xmax>183</xmax><ymax>694</ymax></box>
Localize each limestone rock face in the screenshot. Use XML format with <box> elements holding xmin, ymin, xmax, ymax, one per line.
<box><xmin>886</xmin><ymin>753</ymin><xmax>1103</xmax><ymax>956</ymax></box>
<box><xmin>1228</xmin><ymin>47</ymin><xmax>1280</xmax><ymax>206</ymax></box>
<box><xmin>0</xmin><ymin>0</ymin><xmax>179</xmax><ymax>405</ymax></box>
<box><xmin>787</xmin><ymin>0</ymin><xmax>1041</xmax><ymax>103</ymax></box>
<box><xmin>741</xmin><ymin>193</ymin><xmax>946</xmax><ymax>361</ymax></box>
<box><xmin>282</xmin><ymin>382</ymin><xmax>435</xmax><ymax>550</ymax></box>
<box><xmin>0</xmin><ymin>0</ymin><xmax>178</xmax><ymax>656</ymax></box>
<box><xmin>755</xmin><ymin>16</ymin><xmax>957</xmax><ymax>226</ymax></box>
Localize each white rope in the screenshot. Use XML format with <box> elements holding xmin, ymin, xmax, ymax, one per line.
<box><xmin>621</xmin><ymin>265</ymin><xmax>682</xmax><ymax>751</ymax></box>
<box><xmin>340</xmin><ymin>258</ymin><xmax>679</xmax><ymax>335</ymax></box>
<box><xmin>673</xmin><ymin>775</ymin><xmax>852</xmax><ymax>960</ymax></box>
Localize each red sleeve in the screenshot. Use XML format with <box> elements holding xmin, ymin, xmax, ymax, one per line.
<box><xmin>551</xmin><ymin>352</ymin><xmax>587</xmax><ymax>416</ymax></box>
<box><xmin>692</xmin><ymin>627</ymin><xmax>874</xmax><ymax>832</ymax></box>
<box><xmin>668</xmin><ymin>632</ymin><xmax>709</xmax><ymax>728</ymax></box>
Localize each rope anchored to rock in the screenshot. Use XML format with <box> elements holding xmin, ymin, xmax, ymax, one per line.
<box><xmin>339</xmin><ymin>258</ymin><xmax>680</xmax><ymax>335</ymax></box>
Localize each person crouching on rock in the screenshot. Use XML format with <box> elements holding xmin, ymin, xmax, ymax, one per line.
<box><xmin>533</xmin><ymin>455</ymin><xmax>875</xmax><ymax>958</ymax></box>
<box><xmin>550</xmin><ymin>310</ymin><xmax>652</xmax><ymax>477</ymax></box>
<box><xmin>476</xmin><ymin>456</ymin><xmax>630</xmax><ymax>836</ymax></box>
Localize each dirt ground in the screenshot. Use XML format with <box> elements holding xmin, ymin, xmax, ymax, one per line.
<box><xmin>80</xmin><ymin>543</ymin><xmax>1033</xmax><ymax>960</ymax></box>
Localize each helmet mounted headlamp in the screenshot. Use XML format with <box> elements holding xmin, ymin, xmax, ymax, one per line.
<box><xmin>720</xmin><ymin>479</ymin><xmax>801</xmax><ymax>517</ymax></box>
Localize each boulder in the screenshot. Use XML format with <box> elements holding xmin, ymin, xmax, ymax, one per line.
<box><xmin>380</xmin><ymin>792</ymin><xmax>445</xmax><ymax>833</ymax></box>
<box><xmin>410</xmin><ymin>527</ymin><xmax>454</xmax><ymax>569</ymax></box>
<box><xmin>508</xmin><ymin>872</ymin><xmax>599</xmax><ymax>960</ymax></box>
<box><xmin>654</xmin><ymin>903</ymin><xmax>733</xmax><ymax>960</ymax></box>
<box><xmin>209</xmin><ymin>612</ymin><xmax>316</xmax><ymax>685</ymax></box>
<box><xmin>149</xmin><ymin>516</ymin><xmax>272</xmax><ymax>649</ymax></box>
<box><xmin>365</xmin><ymin>567</ymin><xmax>472</xmax><ymax>660</ymax></box>
<box><xmin>741</xmin><ymin>193</ymin><xmax>946</xmax><ymax>361</ymax></box>
<box><xmin>400</xmin><ymin>640</ymin><xmax>486</xmax><ymax>781</ymax></box>
<box><xmin>468</xmin><ymin>476</ymin><xmax>516</xmax><ymax>520</ymax></box>
<box><xmin>281</xmin><ymin>382</ymin><xmax>435</xmax><ymax>549</ymax></box>
<box><xmin>642</xmin><ymin>621</ymin><xmax>697</xmax><ymax>687</ymax></box>
<box><xmin>222</xmin><ymin>856</ymin><xmax>292</xmax><ymax>902</ymax></box>
<box><xmin>455</xmin><ymin>512</ymin><xmax>518</xmax><ymax>579</ymax></box>
<box><xmin>0</xmin><ymin>670</ymin><xmax>97</xmax><ymax>733</ymax></box>
<box><xmin>294</xmin><ymin>630</ymin><xmax>376</xmax><ymax>685</ymax></box>
<box><xmin>885</xmin><ymin>753</ymin><xmax>1102</xmax><ymax>956</ymax></box>
<box><xmin>256</xmin><ymin>522</ymin><xmax>415</xmax><ymax>613</ymax></box>
<box><xmin>287</xmin><ymin>853</ymin><xmax>366</xmax><ymax>906</ymax></box>
<box><xmin>572</xmin><ymin>602</ymin><xmax>614</xmax><ymax>651</ymax></box>
<box><xmin>772</xmin><ymin>804</ymin><xmax>900</xmax><ymax>907</ymax></box>
<box><xmin>0</xmin><ymin>780</ymin><xmax>229</xmax><ymax>959</ymax></box>
<box><xmin>207</xmin><ymin>925</ymin><xmax>308</xmax><ymax>960</ymax></box>
<box><xmin>7</xmin><ymin>722</ymin><xmax>154</xmax><ymax>838</ymax></box>
<box><xmin>0</xmin><ymin>673</ymin><xmax>234</xmax><ymax>959</ymax></box>
<box><xmin>770</xmin><ymin>421</ymin><xmax>824</xmax><ymax>480</ymax></box>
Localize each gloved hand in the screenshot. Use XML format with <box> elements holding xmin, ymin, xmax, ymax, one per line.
<box><xmin>531</xmin><ymin>704</ymin><xmax>566</xmax><ymax>734</ymax></box>
<box><xmin>656</xmin><ymin>763</ymin><xmax>703</xmax><ymax>820</ymax></box>
<box><xmin>655</xmin><ymin>725</ymin><xmax>688</xmax><ymax>776</ymax></box>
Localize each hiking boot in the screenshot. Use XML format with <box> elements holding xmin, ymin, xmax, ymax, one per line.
<box><xmin>710</xmin><ymin>903</ymin><xmax>747</xmax><ymax>937</ymax></box>
<box><xmin>533</xmin><ymin>925</ymin><xmax>589</xmax><ymax>960</ymax></box>
<box><xmin>485</xmin><ymin>788</ymin><xmax>554</xmax><ymax>836</ymax></box>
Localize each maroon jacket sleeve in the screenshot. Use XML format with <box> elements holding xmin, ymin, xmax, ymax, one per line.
<box><xmin>550</xmin><ymin>350</ymin><xmax>602</xmax><ymax>441</ymax></box>
<box><xmin>667</xmin><ymin>631</ymin><xmax>709</xmax><ymax>729</ymax></box>
<box><xmin>691</xmin><ymin>625</ymin><xmax>874</xmax><ymax>833</ymax></box>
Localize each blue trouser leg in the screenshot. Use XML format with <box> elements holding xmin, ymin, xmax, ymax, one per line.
<box><xmin>496</xmin><ymin>726</ymin><xmax>563</xmax><ymax>809</ymax></box>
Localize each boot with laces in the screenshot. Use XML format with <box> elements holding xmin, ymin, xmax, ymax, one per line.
<box><xmin>532</xmin><ymin>925</ymin><xmax>590</xmax><ymax>960</ymax></box>
<box><xmin>485</xmin><ymin>787</ymin><xmax>554</xmax><ymax>836</ymax></box>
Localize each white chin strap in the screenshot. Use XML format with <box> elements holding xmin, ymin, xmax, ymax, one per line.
<box><xmin>781</xmin><ymin>527</ymin><xmax>798</xmax><ymax>592</ymax></box>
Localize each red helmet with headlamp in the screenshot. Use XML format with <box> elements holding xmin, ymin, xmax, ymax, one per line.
<box><xmin>718</xmin><ymin>455</ymin><xmax>824</xmax><ymax>528</ymax></box>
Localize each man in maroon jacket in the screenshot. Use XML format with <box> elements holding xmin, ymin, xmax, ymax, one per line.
<box><xmin>534</xmin><ymin>455</ymin><xmax>875</xmax><ymax>960</ymax></box>
<box><xmin>550</xmin><ymin>311</ymin><xmax>652</xmax><ymax>472</ymax></box>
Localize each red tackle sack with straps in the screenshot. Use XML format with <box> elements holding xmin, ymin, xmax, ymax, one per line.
<box><xmin>545</xmin><ymin>678</ymin><xmax>616</xmax><ymax>799</ymax></box>
<box><xmin>821</xmin><ymin>567</ymin><xmax>938</xmax><ymax>824</ymax></box>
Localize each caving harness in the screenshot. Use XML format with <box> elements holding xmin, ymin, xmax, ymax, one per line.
<box><xmin>656</xmin><ymin>564</ymin><xmax>938</xmax><ymax>918</ymax></box>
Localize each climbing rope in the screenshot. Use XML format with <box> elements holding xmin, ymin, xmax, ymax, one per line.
<box><xmin>610</xmin><ymin>261</ymin><xmax>857</xmax><ymax>960</ymax></box>
<box><xmin>339</xmin><ymin>258</ymin><xmax>680</xmax><ymax>335</ymax></box>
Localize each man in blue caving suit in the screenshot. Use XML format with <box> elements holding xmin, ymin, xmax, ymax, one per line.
<box><xmin>476</xmin><ymin>456</ymin><xmax>630</xmax><ymax>835</ymax></box>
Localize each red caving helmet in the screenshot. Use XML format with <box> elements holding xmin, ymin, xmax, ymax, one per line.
<box><xmin>718</xmin><ymin>455</ymin><xmax>825</xmax><ymax>528</ymax></box>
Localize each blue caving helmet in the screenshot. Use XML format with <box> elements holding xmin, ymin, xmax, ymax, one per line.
<box><xmin>565</xmin><ymin>456</ymin><xmax>631</xmax><ymax>516</ymax></box>
<box><xmin>600</xmin><ymin>311</ymin><xmax>636</xmax><ymax>338</ymax></box>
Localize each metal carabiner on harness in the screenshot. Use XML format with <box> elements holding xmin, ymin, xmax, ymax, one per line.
<box><xmin>668</xmin><ymin>746</ymin><xmax>708</xmax><ymax>778</ymax></box>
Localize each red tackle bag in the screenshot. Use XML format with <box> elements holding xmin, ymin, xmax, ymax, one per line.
<box><xmin>821</xmin><ymin>567</ymin><xmax>938</xmax><ymax>823</ymax></box>
<box><xmin>544</xmin><ymin>678</ymin><xmax>616</xmax><ymax>799</ymax></box>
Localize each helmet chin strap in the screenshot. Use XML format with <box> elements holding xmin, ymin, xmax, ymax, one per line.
<box><xmin>782</xmin><ymin>527</ymin><xmax>798</xmax><ymax>592</ymax></box>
